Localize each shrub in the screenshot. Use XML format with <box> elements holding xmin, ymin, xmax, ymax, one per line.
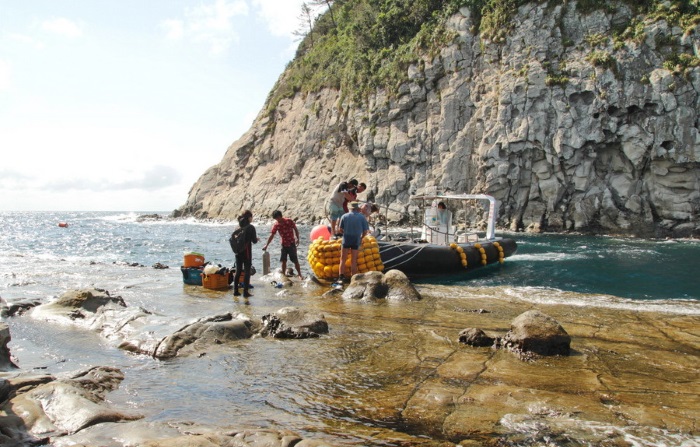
<box><xmin>663</xmin><ymin>52</ymin><xmax>700</xmax><ymax>74</ymax></box>
<box><xmin>266</xmin><ymin>0</ymin><xmax>700</xmax><ymax>113</ymax></box>
<box><xmin>545</xmin><ymin>74</ymin><xmax>569</xmax><ymax>86</ymax></box>
<box><xmin>587</xmin><ymin>51</ymin><xmax>616</xmax><ymax>70</ymax></box>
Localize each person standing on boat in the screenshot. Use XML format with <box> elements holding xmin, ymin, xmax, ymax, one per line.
<box><xmin>338</xmin><ymin>202</ymin><xmax>370</xmax><ymax>281</ymax></box>
<box><xmin>234</xmin><ymin>210</ymin><xmax>258</xmax><ymax>298</ymax></box>
<box><xmin>262</xmin><ymin>210</ymin><xmax>304</xmax><ymax>280</ymax></box>
<box><xmin>328</xmin><ymin>179</ymin><xmax>357</xmax><ymax>237</ymax></box>
<box><xmin>343</xmin><ymin>181</ymin><xmax>367</xmax><ymax>213</ymax></box>
<box><xmin>360</xmin><ymin>202</ymin><xmax>381</xmax><ymax>237</ymax></box>
<box><xmin>436</xmin><ymin>202</ymin><xmax>451</xmax><ymax>226</ymax></box>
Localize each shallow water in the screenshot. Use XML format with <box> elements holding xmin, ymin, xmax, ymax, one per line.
<box><xmin>1</xmin><ymin>212</ymin><xmax>698</xmax><ymax>446</ymax></box>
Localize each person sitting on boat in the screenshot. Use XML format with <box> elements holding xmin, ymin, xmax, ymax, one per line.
<box><xmin>337</xmin><ymin>202</ymin><xmax>370</xmax><ymax>282</ymax></box>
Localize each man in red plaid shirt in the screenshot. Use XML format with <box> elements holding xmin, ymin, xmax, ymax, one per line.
<box><xmin>262</xmin><ymin>210</ymin><xmax>304</xmax><ymax>279</ymax></box>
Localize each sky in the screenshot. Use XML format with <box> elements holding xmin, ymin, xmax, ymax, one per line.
<box><xmin>0</xmin><ymin>0</ymin><xmax>314</xmax><ymax>212</ymax></box>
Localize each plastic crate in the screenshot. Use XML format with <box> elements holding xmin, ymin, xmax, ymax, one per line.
<box><xmin>183</xmin><ymin>252</ymin><xmax>205</xmax><ymax>267</ymax></box>
<box><xmin>202</xmin><ymin>273</ymin><xmax>229</xmax><ymax>290</ymax></box>
<box><xmin>181</xmin><ymin>267</ymin><xmax>203</xmax><ymax>286</ymax></box>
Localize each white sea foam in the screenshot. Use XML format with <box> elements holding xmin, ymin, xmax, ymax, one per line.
<box><xmin>98</xmin><ymin>212</ymin><xmax>237</xmax><ymax>227</ymax></box>
<box><xmin>508</xmin><ymin>252</ymin><xmax>587</xmax><ymax>261</ymax></box>
<box><xmin>497</xmin><ymin>286</ymin><xmax>700</xmax><ymax>315</ymax></box>
<box><xmin>500</xmin><ymin>411</ymin><xmax>700</xmax><ymax>446</ymax></box>
<box><xmin>100</xmin><ymin>212</ymin><xmax>141</xmax><ymax>222</ymax></box>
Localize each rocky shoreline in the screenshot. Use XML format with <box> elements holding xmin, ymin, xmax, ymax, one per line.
<box><xmin>1</xmin><ymin>276</ymin><xmax>698</xmax><ymax>446</ymax></box>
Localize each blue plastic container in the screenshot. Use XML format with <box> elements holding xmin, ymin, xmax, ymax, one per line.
<box><xmin>181</xmin><ymin>267</ymin><xmax>203</xmax><ymax>286</ymax></box>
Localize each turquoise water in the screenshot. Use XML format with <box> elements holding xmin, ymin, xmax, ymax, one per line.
<box><xmin>436</xmin><ymin>233</ymin><xmax>700</xmax><ymax>302</ymax></box>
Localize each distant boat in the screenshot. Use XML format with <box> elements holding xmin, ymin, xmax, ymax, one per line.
<box><xmin>58</xmin><ymin>222</ymin><xmax>69</xmax><ymax>228</ymax></box>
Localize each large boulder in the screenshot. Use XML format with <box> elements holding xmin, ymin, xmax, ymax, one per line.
<box><xmin>502</xmin><ymin>310</ymin><xmax>571</xmax><ymax>357</ymax></box>
<box><xmin>260</xmin><ymin>307</ymin><xmax>328</xmax><ymax>339</ymax></box>
<box><xmin>342</xmin><ymin>270</ymin><xmax>422</xmax><ymax>301</ymax></box>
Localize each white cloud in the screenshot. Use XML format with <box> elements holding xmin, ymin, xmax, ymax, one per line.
<box><xmin>9</xmin><ymin>32</ymin><xmax>46</xmax><ymax>49</ymax></box>
<box><xmin>253</xmin><ymin>0</ymin><xmax>311</xmax><ymax>38</ymax></box>
<box><xmin>163</xmin><ymin>0</ymin><xmax>249</xmax><ymax>55</ymax></box>
<box><xmin>41</xmin><ymin>18</ymin><xmax>83</xmax><ymax>38</ymax></box>
<box><xmin>161</xmin><ymin>19</ymin><xmax>184</xmax><ymax>40</ymax></box>
<box><xmin>43</xmin><ymin>165</ymin><xmax>182</xmax><ymax>192</ymax></box>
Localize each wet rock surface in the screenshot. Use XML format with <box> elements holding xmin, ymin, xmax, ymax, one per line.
<box><xmin>1</xmin><ymin>285</ymin><xmax>698</xmax><ymax>446</ymax></box>
<box><xmin>28</xmin><ymin>289</ymin><xmax>323</xmax><ymax>358</ymax></box>
<box><xmin>152</xmin><ymin>312</ymin><xmax>259</xmax><ymax>358</ymax></box>
<box><xmin>328</xmin><ymin>290</ymin><xmax>699</xmax><ymax>445</ymax></box>
<box><xmin>0</xmin><ymin>366</ymin><xmax>140</xmax><ymax>445</ymax></box>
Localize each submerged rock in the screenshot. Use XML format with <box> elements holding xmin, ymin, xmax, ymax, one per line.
<box><xmin>152</xmin><ymin>313</ymin><xmax>259</xmax><ymax>359</ymax></box>
<box><xmin>33</xmin><ymin>288</ymin><xmax>126</xmax><ymax>322</ymax></box>
<box><xmin>260</xmin><ymin>307</ymin><xmax>328</xmax><ymax>339</ymax></box>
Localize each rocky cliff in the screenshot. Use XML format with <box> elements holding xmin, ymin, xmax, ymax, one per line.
<box><xmin>174</xmin><ymin>2</ymin><xmax>700</xmax><ymax>238</ymax></box>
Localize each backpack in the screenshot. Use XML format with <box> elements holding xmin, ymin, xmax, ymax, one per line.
<box><xmin>229</xmin><ymin>227</ymin><xmax>246</xmax><ymax>254</ymax></box>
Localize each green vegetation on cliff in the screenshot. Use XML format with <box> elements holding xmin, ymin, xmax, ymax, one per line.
<box><xmin>266</xmin><ymin>0</ymin><xmax>699</xmax><ymax>111</ymax></box>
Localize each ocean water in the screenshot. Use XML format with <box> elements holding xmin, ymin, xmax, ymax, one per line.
<box><xmin>434</xmin><ymin>232</ymin><xmax>700</xmax><ymax>311</ymax></box>
<box><xmin>2</xmin><ymin>211</ymin><xmax>699</xmax><ymax>305</ymax></box>
<box><xmin>1</xmin><ymin>211</ymin><xmax>699</xmax><ymax>446</ymax></box>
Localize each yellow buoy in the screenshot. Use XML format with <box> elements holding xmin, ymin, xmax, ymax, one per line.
<box><xmin>308</xmin><ymin>236</ymin><xmax>386</xmax><ymax>280</ymax></box>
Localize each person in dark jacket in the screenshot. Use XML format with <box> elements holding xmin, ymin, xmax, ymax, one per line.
<box><xmin>234</xmin><ymin>210</ymin><xmax>258</xmax><ymax>297</ymax></box>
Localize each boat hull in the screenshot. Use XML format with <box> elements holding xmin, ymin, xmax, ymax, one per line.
<box><xmin>378</xmin><ymin>238</ymin><xmax>517</xmax><ymax>279</ymax></box>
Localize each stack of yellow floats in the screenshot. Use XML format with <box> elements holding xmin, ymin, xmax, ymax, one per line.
<box><xmin>449</xmin><ymin>243</ymin><xmax>469</xmax><ymax>267</ymax></box>
<box><xmin>449</xmin><ymin>241</ymin><xmax>506</xmax><ymax>268</ymax></box>
<box><xmin>308</xmin><ymin>235</ymin><xmax>384</xmax><ymax>281</ymax></box>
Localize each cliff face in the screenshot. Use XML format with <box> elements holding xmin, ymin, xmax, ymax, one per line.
<box><xmin>175</xmin><ymin>2</ymin><xmax>700</xmax><ymax>238</ymax></box>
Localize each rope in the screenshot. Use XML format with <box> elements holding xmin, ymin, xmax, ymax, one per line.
<box><xmin>378</xmin><ymin>243</ymin><xmax>428</xmax><ymax>268</ymax></box>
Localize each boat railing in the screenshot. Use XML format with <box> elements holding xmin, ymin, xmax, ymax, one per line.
<box><xmin>364</xmin><ymin>194</ymin><xmax>500</xmax><ymax>244</ymax></box>
<box><xmin>454</xmin><ymin>230</ymin><xmax>481</xmax><ymax>243</ymax></box>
